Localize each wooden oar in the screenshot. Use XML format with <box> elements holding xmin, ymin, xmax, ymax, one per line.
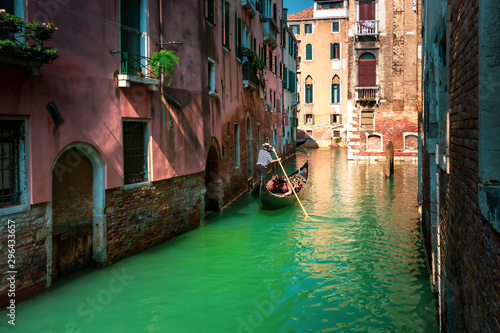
<box><xmin>271</xmin><ymin>147</ymin><xmax>309</xmax><ymax>218</ymax></box>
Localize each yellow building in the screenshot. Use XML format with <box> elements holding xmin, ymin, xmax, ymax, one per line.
<box><xmin>288</xmin><ymin>1</ymin><xmax>350</xmax><ymax>147</ymax></box>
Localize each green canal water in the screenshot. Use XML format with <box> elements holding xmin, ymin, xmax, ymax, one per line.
<box><xmin>4</xmin><ymin>148</ymin><xmax>438</xmax><ymax>332</ymax></box>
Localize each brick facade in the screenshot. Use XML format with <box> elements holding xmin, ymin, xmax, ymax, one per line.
<box><xmin>421</xmin><ymin>0</ymin><xmax>500</xmax><ymax>331</ymax></box>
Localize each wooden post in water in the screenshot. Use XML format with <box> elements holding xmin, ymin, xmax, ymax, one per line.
<box><xmin>385</xmin><ymin>141</ymin><xmax>394</xmax><ymax>178</ymax></box>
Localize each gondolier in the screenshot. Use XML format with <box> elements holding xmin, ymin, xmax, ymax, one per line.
<box><xmin>256</xmin><ymin>143</ymin><xmax>280</xmax><ymax>179</ymax></box>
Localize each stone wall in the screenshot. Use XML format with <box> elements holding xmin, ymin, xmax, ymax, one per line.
<box><xmin>436</xmin><ymin>0</ymin><xmax>500</xmax><ymax>331</ymax></box>
<box><xmin>0</xmin><ymin>203</ymin><xmax>48</xmax><ymax>307</ymax></box>
<box><xmin>106</xmin><ymin>173</ymin><xmax>205</xmax><ymax>263</ymax></box>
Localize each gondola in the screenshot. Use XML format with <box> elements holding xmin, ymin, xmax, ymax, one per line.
<box><xmin>252</xmin><ymin>161</ymin><xmax>309</xmax><ymax>210</ymax></box>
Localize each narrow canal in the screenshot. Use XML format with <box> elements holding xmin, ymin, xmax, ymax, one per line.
<box><xmin>5</xmin><ymin>148</ymin><xmax>438</xmax><ymax>332</ymax></box>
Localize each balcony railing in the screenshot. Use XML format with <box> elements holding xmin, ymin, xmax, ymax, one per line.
<box><xmin>111</xmin><ymin>51</ymin><xmax>160</xmax><ymax>91</ymax></box>
<box><xmin>263</xmin><ymin>19</ymin><xmax>278</xmax><ymax>49</ymax></box>
<box><xmin>242</xmin><ymin>60</ymin><xmax>259</xmax><ymax>90</ymax></box>
<box><xmin>356</xmin><ymin>20</ymin><xmax>379</xmax><ymax>36</ymax></box>
<box><xmin>242</xmin><ymin>0</ymin><xmax>257</xmax><ymax>17</ymax></box>
<box><xmin>355</xmin><ymin>86</ymin><xmax>379</xmax><ymax>103</ymax></box>
<box><xmin>0</xmin><ymin>13</ymin><xmax>59</xmax><ymax>73</ymax></box>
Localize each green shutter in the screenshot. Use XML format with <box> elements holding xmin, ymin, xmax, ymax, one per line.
<box><xmin>330</xmin><ymin>43</ymin><xmax>333</xmax><ymax>60</ymax></box>
<box><xmin>331</xmin><ymin>83</ymin><xmax>334</xmax><ymax>103</ymax></box>
<box><xmin>339</xmin><ymin>114</ymin><xmax>343</xmax><ymax>123</ymax></box>
<box><xmin>303</xmin><ymin>113</ymin><xmax>307</xmax><ymax>124</ymax></box>
<box><xmin>330</xmin><ymin>114</ymin><xmax>333</xmax><ymax>124</ymax></box>
<box><xmin>312</xmin><ymin>114</ymin><xmax>315</xmax><ymax>124</ymax></box>
<box><xmin>306</xmin><ymin>44</ymin><xmax>312</xmax><ymax>60</ymax></box>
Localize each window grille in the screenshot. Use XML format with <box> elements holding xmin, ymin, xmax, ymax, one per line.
<box><xmin>123</xmin><ymin>121</ymin><xmax>147</xmax><ymax>184</ymax></box>
<box><xmin>0</xmin><ymin>120</ymin><xmax>24</xmax><ymax>208</ymax></box>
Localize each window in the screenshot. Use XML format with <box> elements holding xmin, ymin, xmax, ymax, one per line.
<box><xmin>367</xmin><ymin>134</ymin><xmax>382</xmax><ymax>151</ymax></box>
<box><xmin>360</xmin><ymin>110</ymin><xmax>375</xmax><ymax>130</ymax></box>
<box><xmin>304</xmin><ymin>24</ymin><xmax>312</xmax><ymax>34</ymax></box>
<box><xmin>269</xmin><ymin>49</ymin><xmax>273</xmax><ymax>71</ymax></box>
<box><xmin>121</xmin><ymin>0</ymin><xmax>148</xmax><ymax>74</ymax></box>
<box><xmin>404</xmin><ymin>134</ymin><xmax>418</xmax><ymax>151</ymax></box>
<box><xmin>305</xmin><ymin>44</ymin><xmax>313</xmax><ymax>61</ymax></box>
<box><xmin>333</xmin><ymin>130</ymin><xmax>341</xmax><ymax>137</ymax></box>
<box><xmin>305</xmin><ymin>114</ymin><xmax>314</xmax><ymax>125</ymax></box>
<box><xmin>235</xmin><ymin>12</ymin><xmax>242</xmax><ymax>59</ymax></box>
<box><xmin>291</xmin><ymin>24</ymin><xmax>300</xmax><ymax>34</ymax></box>
<box><xmin>273</xmin><ymin>90</ymin><xmax>276</xmax><ymax>112</ymax></box>
<box><xmin>283</xmin><ymin>65</ymin><xmax>288</xmax><ymax>89</ymax></box>
<box><xmin>234</xmin><ymin>123</ymin><xmax>240</xmax><ymax>168</ymax></box>
<box><xmin>223</xmin><ymin>1</ymin><xmax>230</xmax><ymax>49</ymax></box>
<box><xmin>288</xmin><ymin>70</ymin><xmax>296</xmax><ymax>93</ymax></box>
<box><xmin>359</xmin><ymin>53</ymin><xmax>376</xmax><ymax>87</ymax></box>
<box><xmin>330</xmin><ymin>43</ymin><xmax>340</xmax><ymax>60</ymax></box>
<box><xmin>332</xmin><ymin>21</ymin><xmax>340</xmax><ymax>33</ymax></box>
<box><xmin>123</xmin><ymin>121</ymin><xmax>149</xmax><ymax>185</ymax></box>
<box><xmin>208</xmin><ymin>58</ymin><xmax>216</xmax><ymax>95</ymax></box>
<box><xmin>331</xmin><ymin>114</ymin><xmax>342</xmax><ymax>124</ymax></box>
<box><xmin>305</xmin><ymin>76</ymin><xmax>313</xmax><ymax>104</ymax></box>
<box><xmin>0</xmin><ymin>120</ymin><xmax>27</xmax><ymax>209</ymax></box>
<box><xmin>204</xmin><ymin>0</ymin><xmax>215</xmax><ymax>24</ymax></box>
<box><xmin>359</xmin><ymin>0</ymin><xmax>376</xmax><ymax>20</ymax></box>
<box><xmin>331</xmin><ymin>75</ymin><xmax>340</xmax><ymax>103</ymax></box>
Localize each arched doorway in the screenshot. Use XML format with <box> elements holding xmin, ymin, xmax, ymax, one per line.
<box><xmin>49</xmin><ymin>143</ymin><xmax>106</xmax><ymax>286</ymax></box>
<box><xmin>51</xmin><ymin>148</ymin><xmax>93</xmax><ymax>280</ymax></box>
<box><xmin>359</xmin><ymin>53</ymin><xmax>376</xmax><ymax>86</ymax></box>
<box><xmin>205</xmin><ymin>138</ymin><xmax>222</xmax><ymax>213</ymax></box>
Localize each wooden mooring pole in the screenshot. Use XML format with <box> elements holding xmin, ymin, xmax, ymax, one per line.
<box><xmin>385</xmin><ymin>141</ymin><xmax>394</xmax><ymax>178</ymax></box>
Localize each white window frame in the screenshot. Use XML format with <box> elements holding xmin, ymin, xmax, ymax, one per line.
<box><xmin>304</xmin><ymin>23</ymin><xmax>313</xmax><ymax>35</ymax></box>
<box><xmin>332</xmin><ymin>21</ymin><xmax>340</xmax><ymax>33</ymax></box>
<box><xmin>403</xmin><ymin>132</ymin><xmax>418</xmax><ymax>152</ymax></box>
<box><xmin>365</xmin><ymin>133</ymin><xmax>383</xmax><ymax>152</ymax></box>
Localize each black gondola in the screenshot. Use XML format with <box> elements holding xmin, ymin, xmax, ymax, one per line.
<box><xmin>252</xmin><ymin>161</ymin><xmax>308</xmax><ymax>210</ymax></box>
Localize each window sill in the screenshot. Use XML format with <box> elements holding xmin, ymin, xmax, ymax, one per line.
<box><xmin>0</xmin><ymin>203</ymin><xmax>30</xmax><ymax>217</ymax></box>
<box><xmin>223</xmin><ymin>46</ymin><xmax>230</xmax><ymax>53</ymax></box>
<box><xmin>123</xmin><ymin>181</ymin><xmax>151</xmax><ymax>191</ymax></box>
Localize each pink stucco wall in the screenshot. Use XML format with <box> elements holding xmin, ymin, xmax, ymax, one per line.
<box><xmin>0</xmin><ymin>1</ymin><xmax>211</xmax><ymax>204</ymax></box>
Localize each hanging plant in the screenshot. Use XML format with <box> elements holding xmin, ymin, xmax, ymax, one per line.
<box><xmin>242</xmin><ymin>47</ymin><xmax>265</xmax><ymax>71</ymax></box>
<box><xmin>0</xmin><ymin>9</ymin><xmax>23</xmax><ymax>34</ymax></box>
<box><xmin>150</xmin><ymin>50</ymin><xmax>181</xmax><ymax>85</ymax></box>
<box><xmin>0</xmin><ymin>39</ymin><xmax>17</xmax><ymax>56</ymax></box>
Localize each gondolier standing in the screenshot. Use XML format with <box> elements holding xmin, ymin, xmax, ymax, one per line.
<box><xmin>256</xmin><ymin>143</ymin><xmax>280</xmax><ymax>180</ymax></box>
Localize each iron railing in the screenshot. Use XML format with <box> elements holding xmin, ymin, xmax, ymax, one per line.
<box><xmin>242</xmin><ymin>60</ymin><xmax>260</xmax><ymax>89</ymax></box>
<box><xmin>111</xmin><ymin>51</ymin><xmax>157</xmax><ymax>79</ymax></box>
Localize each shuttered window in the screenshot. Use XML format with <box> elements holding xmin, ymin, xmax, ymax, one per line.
<box><xmin>288</xmin><ymin>70</ymin><xmax>296</xmax><ymax>93</ymax></box>
<box><xmin>223</xmin><ymin>1</ymin><xmax>230</xmax><ymax>49</ymax></box>
<box><xmin>305</xmin><ymin>76</ymin><xmax>313</xmax><ymax>104</ymax></box>
<box><xmin>330</xmin><ymin>43</ymin><xmax>339</xmax><ymax>60</ymax></box>
<box><xmin>305</xmin><ymin>44</ymin><xmax>312</xmax><ymax>60</ymax></box>
<box><xmin>359</xmin><ymin>0</ymin><xmax>376</xmax><ymax>20</ymax></box>
<box><xmin>359</xmin><ymin>53</ymin><xmax>376</xmax><ymax>86</ymax></box>
<box><xmin>332</xmin><ymin>21</ymin><xmax>339</xmax><ymax>32</ymax></box>
<box><xmin>205</xmin><ymin>0</ymin><xmax>214</xmax><ymax>24</ymax></box>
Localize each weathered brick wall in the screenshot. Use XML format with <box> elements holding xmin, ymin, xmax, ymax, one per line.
<box><xmin>441</xmin><ymin>0</ymin><xmax>500</xmax><ymax>331</ymax></box>
<box><xmin>106</xmin><ymin>172</ymin><xmax>204</xmax><ymax>262</ymax></box>
<box><xmin>0</xmin><ymin>203</ymin><xmax>48</xmax><ymax>307</ymax></box>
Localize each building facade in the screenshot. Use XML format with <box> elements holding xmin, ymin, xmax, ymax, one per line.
<box><xmin>421</xmin><ymin>0</ymin><xmax>500</xmax><ymax>331</ymax></box>
<box><xmin>346</xmin><ymin>0</ymin><xmax>420</xmax><ymax>160</ymax></box>
<box><xmin>0</xmin><ymin>0</ymin><xmax>293</xmax><ymax>306</ymax></box>
<box><xmin>288</xmin><ymin>1</ymin><xmax>350</xmax><ymax>148</ymax></box>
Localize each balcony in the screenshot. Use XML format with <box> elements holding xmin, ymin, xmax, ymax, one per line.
<box><xmin>111</xmin><ymin>51</ymin><xmax>160</xmax><ymax>91</ymax></box>
<box><xmin>242</xmin><ymin>0</ymin><xmax>257</xmax><ymax>17</ymax></box>
<box><xmin>263</xmin><ymin>18</ymin><xmax>279</xmax><ymax>50</ymax></box>
<box><xmin>242</xmin><ymin>60</ymin><xmax>259</xmax><ymax>91</ymax></box>
<box><xmin>355</xmin><ymin>20</ymin><xmax>379</xmax><ymax>38</ymax></box>
<box><xmin>0</xmin><ymin>12</ymin><xmax>59</xmax><ymax>74</ymax></box>
<box><xmin>355</xmin><ymin>86</ymin><xmax>379</xmax><ymax>104</ymax></box>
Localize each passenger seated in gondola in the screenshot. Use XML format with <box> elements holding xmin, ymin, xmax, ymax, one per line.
<box><xmin>267</xmin><ymin>174</ymin><xmax>293</xmax><ymax>196</ymax></box>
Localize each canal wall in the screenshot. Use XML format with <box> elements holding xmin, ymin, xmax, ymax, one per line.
<box><xmin>421</xmin><ymin>0</ymin><xmax>500</xmax><ymax>331</ymax></box>
<box><xmin>105</xmin><ymin>173</ymin><xmax>205</xmax><ymax>263</ymax></box>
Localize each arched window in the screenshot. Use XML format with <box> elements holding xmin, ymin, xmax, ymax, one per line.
<box><xmin>305</xmin><ymin>44</ymin><xmax>313</xmax><ymax>61</ymax></box>
<box><xmin>330</xmin><ymin>43</ymin><xmax>340</xmax><ymax>60</ymax></box>
<box><xmin>359</xmin><ymin>52</ymin><xmax>376</xmax><ymax>86</ymax></box>
<box><xmin>331</xmin><ymin>75</ymin><xmax>340</xmax><ymax>103</ymax></box>
<box><xmin>305</xmin><ymin>76</ymin><xmax>314</xmax><ymax>104</ymax></box>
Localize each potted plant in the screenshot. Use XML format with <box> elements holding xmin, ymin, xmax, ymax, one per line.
<box><xmin>0</xmin><ymin>39</ymin><xmax>17</xmax><ymax>56</ymax></box>
<box><xmin>150</xmin><ymin>50</ymin><xmax>181</xmax><ymax>85</ymax></box>
<box><xmin>242</xmin><ymin>47</ymin><xmax>265</xmax><ymax>71</ymax></box>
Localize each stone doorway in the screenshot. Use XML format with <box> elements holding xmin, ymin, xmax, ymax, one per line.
<box><xmin>205</xmin><ymin>139</ymin><xmax>222</xmax><ymax>213</ymax></box>
<box><xmin>51</xmin><ymin>148</ymin><xmax>93</xmax><ymax>280</ymax></box>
